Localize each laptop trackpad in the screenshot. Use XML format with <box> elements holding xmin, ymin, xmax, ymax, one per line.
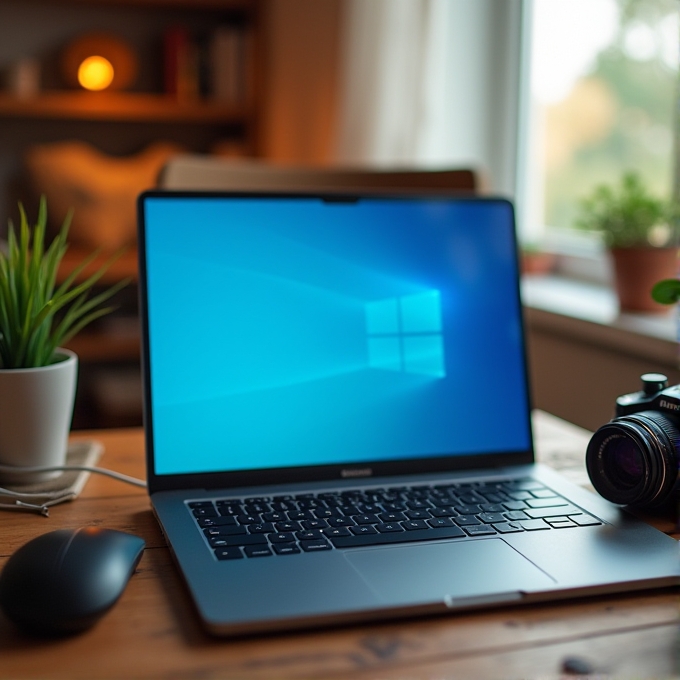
<box><xmin>344</xmin><ymin>539</ymin><xmax>556</xmax><ymax>607</ymax></box>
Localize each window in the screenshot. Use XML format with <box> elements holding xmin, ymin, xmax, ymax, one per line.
<box><xmin>365</xmin><ymin>290</ymin><xmax>445</xmax><ymax>378</ymax></box>
<box><xmin>522</xmin><ymin>0</ymin><xmax>678</xmax><ymax>256</ymax></box>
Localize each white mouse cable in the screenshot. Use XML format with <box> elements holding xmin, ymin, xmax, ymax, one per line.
<box><xmin>0</xmin><ymin>464</ymin><xmax>147</xmax><ymax>516</ymax></box>
<box><xmin>0</xmin><ymin>463</ymin><xmax>146</xmax><ymax>488</ymax></box>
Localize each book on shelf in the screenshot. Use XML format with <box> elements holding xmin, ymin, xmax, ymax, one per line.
<box><xmin>163</xmin><ymin>24</ymin><xmax>250</xmax><ymax>106</ymax></box>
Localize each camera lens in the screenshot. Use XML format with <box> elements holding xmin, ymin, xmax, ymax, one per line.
<box><xmin>586</xmin><ymin>410</ymin><xmax>680</xmax><ymax>507</ymax></box>
<box><xmin>604</xmin><ymin>437</ymin><xmax>644</xmax><ymax>490</ymax></box>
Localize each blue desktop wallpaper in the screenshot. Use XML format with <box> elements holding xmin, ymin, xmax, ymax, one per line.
<box><xmin>142</xmin><ymin>196</ymin><xmax>530</xmax><ymax>475</ymax></box>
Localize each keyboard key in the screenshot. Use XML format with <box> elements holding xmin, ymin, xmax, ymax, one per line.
<box><xmin>330</xmin><ymin>525</ymin><xmax>465</xmax><ymax>548</ymax></box>
<box><xmin>356</xmin><ymin>503</ymin><xmax>381</xmax><ymax>514</ymax></box>
<box><xmin>328</xmin><ymin>517</ymin><xmax>355</xmax><ymax>527</ymax></box>
<box><xmin>464</xmin><ymin>524</ymin><xmax>496</xmax><ymax>536</ymax></box>
<box><xmin>302</xmin><ymin>519</ymin><xmax>329</xmax><ymax>530</ymax></box>
<box><xmin>350</xmin><ymin>525</ymin><xmax>378</xmax><ymax>536</ymax></box>
<box><xmin>525</xmin><ymin>505</ymin><xmax>581</xmax><ymax>519</ymax></box>
<box><xmin>237</xmin><ymin>514</ymin><xmax>262</xmax><ymax>524</ymax></box>
<box><xmin>492</xmin><ymin>522</ymin><xmax>523</xmax><ymax>533</ymax></box>
<box><xmin>263</xmin><ymin>511</ymin><xmax>287</xmax><ymax>522</ymax></box>
<box><xmin>504</xmin><ymin>510</ymin><xmax>529</xmax><ymax>521</ymax></box>
<box><xmin>382</xmin><ymin>503</ymin><xmax>407</xmax><ymax>513</ymax></box>
<box><xmin>376</xmin><ymin>523</ymin><xmax>404</xmax><ymax>533</ymax></box>
<box><xmin>519</xmin><ymin>519</ymin><xmax>550</xmax><ymax>531</ymax></box>
<box><xmin>406</xmin><ymin>500</ymin><xmax>433</xmax><ymax>510</ymax></box>
<box><xmin>379</xmin><ymin>512</ymin><xmax>407</xmax><ymax>522</ymax></box>
<box><xmin>244</xmin><ymin>545</ymin><xmax>273</xmax><ymax>558</ymax></box>
<box><xmin>297</xmin><ymin>499</ymin><xmax>327</xmax><ymax>509</ymax></box>
<box><xmin>571</xmin><ymin>514</ymin><xmax>602</xmax><ymax>526</ymax></box>
<box><xmin>339</xmin><ymin>505</ymin><xmax>361</xmax><ymax>516</ymax></box>
<box><xmin>198</xmin><ymin>516</ymin><xmax>238</xmax><ymax>528</ymax></box>
<box><xmin>454</xmin><ymin>515</ymin><xmax>481</xmax><ymax>526</ymax></box>
<box><xmin>203</xmin><ymin>525</ymin><xmax>247</xmax><ymax>537</ymax></box>
<box><xmin>288</xmin><ymin>510</ymin><xmax>314</xmax><ymax>520</ymax></box>
<box><xmin>209</xmin><ymin>534</ymin><xmax>268</xmax><ymax>548</ymax></box>
<box><xmin>269</xmin><ymin>532</ymin><xmax>296</xmax><ymax>543</ymax></box>
<box><xmin>430</xmin><ymin>506</ymin><xmax>457</xmax><ymax>518</ymax></box>
<box><xmin>214</xmin><ymin>547</ymin><xmax>243</xmax><ymax>560</ymax></box>
<box><xmin>248</xmin><ymin>523</ymin><xmax>275</xmax><ymax>533</ymax></box>
<box><xmin>322</xmin><ymin>527</ymin><xmax>352</xmax><ymax>538</ymax></box>
<box><xmin>300</xmin><ymin>539</ymin><xmax>332</xmax><ymax>552</ymax></box>
<box><xmin>273</xmin><ymin>543</ymin><xmax>301</xmax><ymax>555</ymax></box>
<box><xmin>297</xmin><ymin>530</ymin><xmax>324</xmax><ymax>541</ymax></box>
<box><xmin>480</xmin><ymin>493</ymin><xmax>507</xmax><ymax>503</ymax></box>
<box><xmin>270</xmin><ymin>501</ymin><xmax>296</xmax><ymax>511</ymax></box>
<box><xmin>531</xmin><ymin>489</ymin><xmax>558</xmax><ymax>499</ymax></box>
<box><xmin>526</xmin><ymin>497</ymin><xmax>569</xmax><ymax>509</ymax></box>
<box><xmin>405</xmin><ymin>509</ymin><xmax>431</xmax><ymax>520</ymax></box>
<box><xmin>402</xmin><ymin>520</ymin><xmax>429</xmax><ymax>531</ymax></box>
<box><xmin>192</xmin><ymin>507</ymin><xmax>218</xmax><ymax>518</ymax></box>
<box><xmin>355</xmin><ymin>514</ymin><xmax>380</xmax><ymax>525</ymax></box>
<box><xmin>276</xmin><ymin>521</ymin><xmax>302</xmax><ymax>532</ymax></box>
<box><xmin>479</xmin><ymin>503</ymin><xmax>505</xmax><ymax>513</ymax></box>
<box><xmin>502</xmin><ymin>500</ymin><xmax>528</xmax><ymax>511</ymax></box>
<box><xmin>427</xmin><ymin>517</ymin><xmax>455</xmax><ymax>528</ymax></box>
<box><xmin>245</xmin><ymin>503</ymin><xmax>271</xmax><ymax>514</ymax></box>
<box><xmin>548</xmin><ymin>520</ymin><xmax>577</xmax><ymax>529</ymax></box>
<box><xmin>216</xmin><ymin>503</ymin><xmax>243</xmax><ymax>516</ymax></box>
<box><xmin>477</xmin><ymin>512</ymin><xmax>506</xmax><ymax>524</ymax></box>
<box><xmin>506</xmin><ymin>491</ymin><xmax>532</xmax><ymax>500</ymax></box>
<box><xmin>455</xmin><ymin>504</ymin><xmax>481</xmax><ymax>515</ymax></box>
<box><xmin>189</xmin><ymin>501</ymin><xmax>215</xmax><ymax>508</ymax></box>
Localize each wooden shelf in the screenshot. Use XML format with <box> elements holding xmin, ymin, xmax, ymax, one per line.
<box><xmin>0</xmin><ymin>92</ymin><xmax>250</xmax><ymax>124</ymax></box>
<box><xmin>64</xmin><ymin>329</ymin><xmax>140</xmax><ymax>363</ymax></box>
<box><xmin>37</xmin><ymin>0</ymin><xmax>250</xmax><ymax>7</ymax></box>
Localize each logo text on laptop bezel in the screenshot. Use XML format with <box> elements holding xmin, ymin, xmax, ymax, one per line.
<box><xmin>341</xmin><ymin>468</ymin><xmax>373</xmax><ymax>478</ymax></box>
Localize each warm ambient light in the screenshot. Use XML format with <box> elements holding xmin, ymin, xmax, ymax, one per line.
<box><xmin>77</xmin><ymin>56</ymin><xmax>114</xmax><ymax>91</ymax></box>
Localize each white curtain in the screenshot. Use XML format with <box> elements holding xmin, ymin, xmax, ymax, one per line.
<box><xmin>334</xmin><ymin>0</ymin><xmax>526</xmax><ymax>199</ymax></box>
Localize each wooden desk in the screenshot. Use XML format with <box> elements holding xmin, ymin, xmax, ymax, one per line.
<box><xmin>1</xmin><ymin>412</ymin><xmax>679</xmax><ymax>680</ymax></box>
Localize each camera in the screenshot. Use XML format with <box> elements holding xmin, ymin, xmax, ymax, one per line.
<box><xmin>586</xmin><ymin>373</ymin><xmax>680</xmax><ymax>508</ymax></box>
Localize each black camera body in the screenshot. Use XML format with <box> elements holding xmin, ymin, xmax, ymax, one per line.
<box><xmin>586</xmin><ymin>373</ymin><xmax>680</xmax><ymax>508</ymax></box>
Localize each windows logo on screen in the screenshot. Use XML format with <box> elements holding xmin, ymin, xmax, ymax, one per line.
<box><xmin>365</xmin><ymin>290</ymin><xmax>445</xmax><ymax>378</ymax></box>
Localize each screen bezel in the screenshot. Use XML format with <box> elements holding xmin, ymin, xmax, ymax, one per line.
<box><xmin>137</xmin><ymin>190</ymin><xmax>535</xmax><ymax>495</ymax></box>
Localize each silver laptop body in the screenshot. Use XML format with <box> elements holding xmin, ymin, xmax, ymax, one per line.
<box><xmin>138</xmin><ymin>191</ymin><xmax>680</xmax><ymax>636</ymax></box>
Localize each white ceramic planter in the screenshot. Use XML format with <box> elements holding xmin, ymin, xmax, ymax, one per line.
<box><xmin>0</xmin><ymin>349</ymin><xmax>78</xmax><ymax>485</ymax></box>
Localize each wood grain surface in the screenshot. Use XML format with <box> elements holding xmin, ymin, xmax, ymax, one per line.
<box><xmin>1</xmin><ymin>413</ymin><xmax>678</xmax><ymax>680</ymax></box>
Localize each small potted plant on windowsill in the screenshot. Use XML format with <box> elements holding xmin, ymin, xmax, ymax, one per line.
<box><xmin>520</xmin><ymin>242</ymin><xmax>557</xmax><ymax>276</ymax></box>
<box><xmin>0</xmin><ymin>197</ymin><xmax>128</xmax><ymax>484</ymax></box>
<box><xmin>577</xmin><ymin>171</ymin><xmax>679</xmax><ymax>313</ymax></box>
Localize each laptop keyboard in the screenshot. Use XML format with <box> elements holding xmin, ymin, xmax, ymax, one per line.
<box><xmin>188</xmin><ymin>479</ymin><xmax>603</xmax><ymax>560</ymax></box>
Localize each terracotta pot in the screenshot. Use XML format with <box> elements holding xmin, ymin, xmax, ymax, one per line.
<box><xmin>521</xmin><ymin>251</ymin><xmax>556</xmax><ymax>275</ymax></box>
<box><xmin>0</xmin><ymin>349</ymin><xmax>78</xmax><ymax>485</ymax></box>
<box><xmin>610</xmin><ymin>247</ymin><xmax>679</xmax><ymax>313</ymax></box>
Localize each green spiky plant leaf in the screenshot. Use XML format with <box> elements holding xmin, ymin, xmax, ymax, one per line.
<box><xmin>0</xmin><ymin>197</ymin><xmax>129</xmax><ymax>369</ymax></box>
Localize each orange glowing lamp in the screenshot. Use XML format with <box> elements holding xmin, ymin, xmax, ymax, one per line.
<box><xmin>62</xmin><ymin>33</ymin><xmax>137</xmax><ymax>92</ymax></box>
<box><xmin>77</xmin><ymin>56</ymin><xmax>115</xmax><ymax>91</ymax></box>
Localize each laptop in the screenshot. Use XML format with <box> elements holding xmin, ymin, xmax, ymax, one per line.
<box><xmin>137</xmin><ymin>191</ymin><xmax>680</xmax><ymax>636</ymax></box>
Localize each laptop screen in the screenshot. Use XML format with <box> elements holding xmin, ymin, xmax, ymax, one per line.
<box><xmin>139</xmin><ymin>194</ymin><xmax>531</xmax><ymax>478</ymax></box>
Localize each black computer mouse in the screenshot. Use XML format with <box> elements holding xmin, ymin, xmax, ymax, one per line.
<box><xmin>0</xmin><ymin>527</ymin><xmax>145</xmax><ymax>636</ymax></box>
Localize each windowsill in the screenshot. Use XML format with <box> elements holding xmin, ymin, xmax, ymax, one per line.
<box><xmin>521</xmin><ymin>274</ymin><xmax>678</xmax><ymax>367</ymax></box>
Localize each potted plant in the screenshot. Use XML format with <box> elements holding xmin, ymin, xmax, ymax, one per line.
<box><xmin>521</xmin><ymin>242</ymin><xmax>556</xmax><ymax>276</ymax></box>
<box><xmin>0</xmin><ymin>197</ymin><xmax>127</xmax><ymax>484</ymax></box>
<box><xmin>577</xmin><ymin>171</ymin><xmax>679</xmax><ymax>313</ymax></box>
